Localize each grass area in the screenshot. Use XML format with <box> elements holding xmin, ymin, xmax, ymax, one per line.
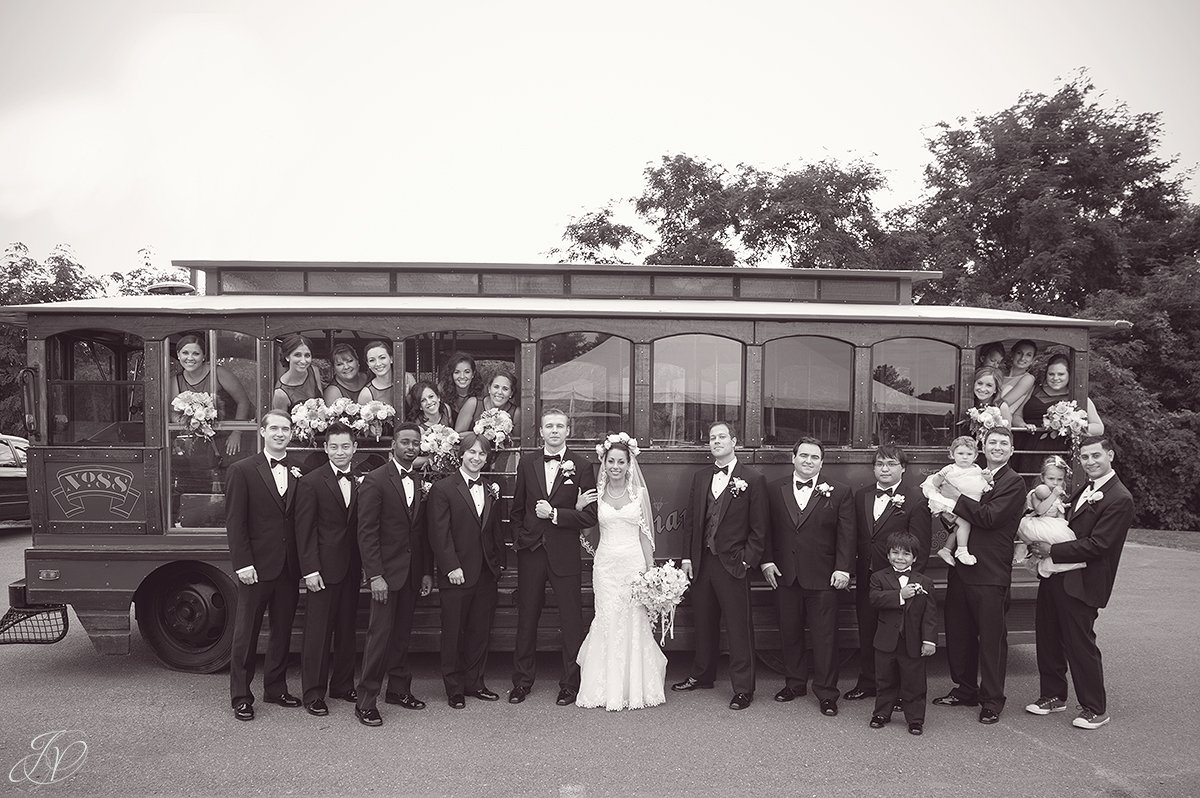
<box><xmin>1128</xmin><ymin>528</ymin><xmax>1200</xmax><ymax>553</ymax></box>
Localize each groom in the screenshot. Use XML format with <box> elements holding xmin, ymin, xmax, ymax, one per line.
<box><xmin>673</xmin><ymin>420</ymin><xmax>768</xmax><ymax>710</ymax></box>
<box><xmin>510</xmin><ymin>408</ymin><xmax>598</xmax><ymax>706</ymax></box>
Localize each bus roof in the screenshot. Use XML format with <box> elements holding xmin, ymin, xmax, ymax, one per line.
<box><xmin>0</xmin><ymin>293</ymin><xmax>1129</xmax><ymax>329</ymax></box>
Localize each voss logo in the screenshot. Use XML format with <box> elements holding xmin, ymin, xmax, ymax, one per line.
<box><xmin>51</xmin><ymin>466</ymin><xmax>143</xmax><ymax>519</ymax></box>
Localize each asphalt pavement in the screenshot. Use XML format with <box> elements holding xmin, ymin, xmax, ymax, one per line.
<box><xmin>1</xmin><ymin>526</ymin><xmax>1198</xmax><ymax>798</ymax></box>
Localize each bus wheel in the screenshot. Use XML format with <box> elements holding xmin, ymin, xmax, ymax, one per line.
<box><xmin>136</xmin><ymin>563</ymin><xmax>235</xmax><ymax>673</ymax></box>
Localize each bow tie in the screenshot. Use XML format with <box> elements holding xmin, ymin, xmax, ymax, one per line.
<box><xmin>875</xmin><ymin>487</ymin><xmax>895</xmax><ymax>498</ymax></box>
<box><xmin>336</xmin><ymin>471</ymin><xmax>354</xmax><ymax>482</ymax></box>
<box><xmin>894</xmin><ymin>568</ymin><xmax>911</xmax><ymax>575</ymax></box>
<box><xmin>397</xmin><ymin>468</ymin><xmax>412</xmax><ymax>479</ymax></box>
<box><xmin>1084</xmin><ymin>480</ymin><xmax>1096</xmax><ymax>493</ymax></box>
<box><xmin>713</xmin><ymin>465</ymin><xmax>729</xmax><ymax>476</ymax></box>
<box><xmin>795</xmin><ymin>479</ymin><xmax>813</xmax><ymax>491</ymax></box>
<box><xmin>466</xmin><ymin>477</ymin><xmax>480</xmax><ymax>489</ymax></box>
<box><xmin>543</xmin><ymin>453</ymin><xmax>562</xmax><ymax>463</ymax></box>
<box><xmin>269</xmin><ymin>457</ymin><xmax>289</xmax><ymax>469</ymax></box>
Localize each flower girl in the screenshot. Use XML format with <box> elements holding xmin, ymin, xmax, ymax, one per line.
<box><xmin>922</xmin><ymin>436</ymin><xmax>991</xmax><ymax>566</ymax></box>
<box><xmin>1016</xmin><ymin>456</ymin><xmax>1086</xmax><ymax>577</ymax></box>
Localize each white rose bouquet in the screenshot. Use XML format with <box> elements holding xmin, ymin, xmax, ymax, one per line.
<box><xmin>172</xmin><ymin>391</ymin><xmax>218</xmax><ymax>439</ymax></box>
<box><xmin>473</xmin><ymin>408</ymin><xmax>514</xmax><ymax>448</ymax></box>
<box><xmin>629</xmin><ymin>560</ymin><xmax>691</xmax><ymax>645</ymax></box>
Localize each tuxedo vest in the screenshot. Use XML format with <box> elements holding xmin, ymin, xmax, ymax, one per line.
<box><xmin>703</xmin><ymin>484</ymin><xmax>722</xmax><ymax>554</ymax></box>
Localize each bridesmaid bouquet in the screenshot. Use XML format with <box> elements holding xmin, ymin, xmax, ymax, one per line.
<box><xmin>290</xmin><ymin>397</ymin><xmax>397</xmax><ymax>441</ymax></box>
<box><xmin>358</xmin><ymin>399</ymin><xmax>396</xmax><ymax>441</ymax></box>
<box><xmin>473</xmin><ymin>408</ymin><xmax>514</xmax><ymax>448</ymax></box>
<box><xmin>419</xmin><ymin>424</ymin><xmax>462</xmax><ymax>478</ymax></box>
<box><xmin>1042</xmin><ymin>400</ymin><xmax>1089</xmax><ymax>458</ymax></box>
<box><xmin>172</xmin><ymin>391</ymin><xmax>217</xmax><ymax>439</ymax></box>
<box><xmin>966</xmin><ymin>405</ymin><xmax>1009</xmax><ymax>442</ymax></box>
<box><xmin>630</xmin><ymin>560</ymin><xmax>691</xmax><ymax>645</ymax></box>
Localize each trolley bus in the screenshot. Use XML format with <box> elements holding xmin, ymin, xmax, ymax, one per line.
<box><xmin>0</xmin><ymin>260</ymin><xmax>1123</xmax><ymax>673</ymax></box>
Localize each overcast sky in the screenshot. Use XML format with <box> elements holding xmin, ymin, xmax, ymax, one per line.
<box><xmin>1</xmin><ymin>0</ymin><xmax>1197</xmax><ymax>274</ymax></box>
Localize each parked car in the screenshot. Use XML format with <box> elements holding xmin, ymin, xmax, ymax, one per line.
<box><xmin>0</xmin><ymin>433</ymin><xmax>29</xmax><ymax>521</ymax></box>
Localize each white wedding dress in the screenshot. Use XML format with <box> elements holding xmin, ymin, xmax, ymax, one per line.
<box><xmin>576</xmin><ymin>499</ymin><xmax>667</xmax><ymax>710</ymax></box>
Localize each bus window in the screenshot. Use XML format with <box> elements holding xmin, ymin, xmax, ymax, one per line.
<box><xmin>405</xmin><ymin>331</ymin><xmax>521</xmax><ymax>442</ymax></box>
<box><xmin>538</xmin><ymin>333</ymin><xmax>632</xmax><ymax>442</ymax></box>
<box><xmin>762</xmin><ymin>336</ymin><xmax>852</xmax><ymax>447</ymax></box>
<box><xmin>47</xmin><ymin>330</ymin><xmax>145</xmax><ymax>445</ymax></box>
<box><xmin>652</xmin><ymin>334</ymin><xmax>742</xmax><ymax>445</ymax></box>
<box><xmin>167</xmin><ymin>331</ymin><xmax>258</xmax><ymax>529</ymax></box>
<box><xmin>871</xmin><ymin>338</ymin><xmax>957</xmax><ymax>448</ymax></box>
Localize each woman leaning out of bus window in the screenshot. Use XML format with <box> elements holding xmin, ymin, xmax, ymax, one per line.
<box><xmin>408</xmin><ymin>380</ymin><xmax>454</xmax><ymax>433</ymax></box>
<box><xmin>1024</xmin><ymin>353</ymin><xmax>1104</xmax><ymax>436</ymax></box>
<box><xmin>970</xmin><ymin>366</ymin><xmax>1015</xmax><ymax>428</ymax></box>
<box><xmin>999</xmin><ymin>339</ymin><xmax>1038</xmax><ymax>426</ymax></box>
<box><xmin>273</xmin><ymin>334</ymin><xmax>324</xmax><ymax>413</ymax></box>
<box><xmin>171</xmin><ymin>333</ymin><xmax>252</xmax><ymax>456</ymax></box>
<box><xmin>455</xmin><ymin>367</ymin><xmax>521</xmax><ymax>435</ymax></box>
<box><xmin>323</xmin><ymin>343</ymin><xmax>370</xmax><ymax>403</ymax></box>
<box><xmin>357</xmin><ymin>340</ymin><xmax>416</xmax><ymax>408</ymax></box>
<box><xmin>438</xmin><ymin>351</ymin><xmax>483</xmax><ymax>419</ymax></box>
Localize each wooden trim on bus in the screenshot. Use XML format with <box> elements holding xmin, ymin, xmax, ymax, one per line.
<box><xmin>966</xmin><ymin>324</ymin><xmax>1088</xmax><ymax>352</ymax></box>
<box><xmin>958</xmin><ymin>346</ymin><xmax>977</xmax><ymax>422</ymax></box>
<box><xmin>255</xmin><ymin>338</ymin><xmax>274</xmax><ymax>422</ymax></box>
<box><xmin>519</xmin><ymin>342</ymin><xmax>537</xmax><ymax>443</ymax></box>
<box><xmin>261</xmin><ymin>316</ymin><xmax>394</xmax><ymax>340</ymax></box>
<box><xmin>743</xmin><ymin>345</ymin><xmax>763</xmax><ymax>447</ymax></box>
<box><xmin>852</xmin><ymin>346</ymin><xmax>872</xmax><ymax>448</ymax></box>
<box><xmin>633</xmin><ymin>344</ymin><xmax>651</xmax><ymax>445</ymax></box>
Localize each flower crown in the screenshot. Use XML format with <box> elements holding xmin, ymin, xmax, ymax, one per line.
<box><xmin>595</xmin><ymin>432</ymin><xmax>641</xmax><ymax>459</ymax></box>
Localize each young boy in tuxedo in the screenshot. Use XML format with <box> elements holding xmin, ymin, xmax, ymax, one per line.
<box><xmin>868</xmin><ymin>530</ymin><xmax>937</xmax><ymax>736</ymax></box>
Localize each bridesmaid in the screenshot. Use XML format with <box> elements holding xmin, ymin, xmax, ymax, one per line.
<box><xmin>170</xmin><ymin>333</ymin><xmax>252</xmax><ymax>456</ymax></box>
<box><xmin>976</xmin><ymin>342</ymin><xmax>1006</xmax><ymax>370</ymax></box>
<box><xmin>438</xmin><ymin>352</ymin><xmax>483</xmax><ymax>419</ymax></box>
<box><xmin>1024</xmin><ymin>354</ymin><xmax>1105</xmax><ymax>436</ymax></box>
<box><xmin>408</xmin><ymin>380</ymin><xmax>454</xmax><ymax>433</ymax></box>
<box><xmin>454</xmin><ymin>368</ymin><xmax>521</xmax><ymax>435</ymax></box>
<box><xmin>1001</xmin><ymin>339</ymin><xmax>1038</xmax><ymax>427</ymax></box>
<box><xmin>273</xmin><ymin>334</ymin><xmax>324</xmax><ymax>412</ymax></box>
<box><xmin>356</xmin><ymin>340</ymin><xmax>416</xmax><ymax>408</ymax></box>
<box><xmin>323</xmin><ymin>343</ymin><xmax>369</xmax><ymax>403</ymax></box>
<box><xmin>969</xmin><ymin>365</ymin><xmax>1014</xmax><ymax>427</ymax></box>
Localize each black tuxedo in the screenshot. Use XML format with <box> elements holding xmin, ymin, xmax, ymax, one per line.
<box><xmin>225</xmin><ymin>453</ymin><xmax>301</xmax><ymax>707</ymax></box>
<box><xmin>429</xmin><ymin>472</ymin><xmax>505</xmax><ymax>696</ymax></box>
<box><xmin>943</xmin><ymin>462</ymin><xmax>1026</xmax><ymax>713</ymax></box>
<box><xmin>355</xmin><ymin>460</ymin><xmax>430</xmax><ymax>711</ymax></box>
<box><xmin>763</xmin><ymin>474</ymin><xmax>854</xmax><ymax>701</ymax></box>
<box><xmin>682</xmin><ymin>461</ymin><xmax>768</xmax><ymax>695</ymax></box>
<box><xmin>868</xmin><ymin>567</ymin><xmax>937</xmax><ymax>723</ymax></box>
<box><xmin>1035</xmin><ymin>473</ymin><xmax>1134</xmax><ymax>715</ymax></box>
<box><xmin>852</xmin><ymin>483</ymin><xmax>932</xmax><ymax>691</ymax></box>
<box><xmin>294</xmin><ymin>464</ymin><xmax>362</xmax><ymax>703</ymax></box>
<box><xmin>510</xmin><ymin>448</ymin><xmax>597</xmax><ymax>692</ymax></box>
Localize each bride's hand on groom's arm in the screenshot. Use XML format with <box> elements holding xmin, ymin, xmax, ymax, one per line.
<box><xmin>576</xmin><ymin>489</ymin><xmax>598</xmax><ymax>511</ymax></box>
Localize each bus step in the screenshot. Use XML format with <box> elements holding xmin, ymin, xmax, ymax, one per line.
<box><xmin>1</xmin><ymin>582</ymin><xmax>69</xmax><ymax>645</ymax></box>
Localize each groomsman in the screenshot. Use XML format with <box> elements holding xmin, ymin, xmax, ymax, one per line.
<box><xmin>509</xmin><ymin>409</ymin><xmax>598</xmax><ymax>706</ymax></box>
<box><xmin>1026</xmin><ymin>434</ymin><xmax>1134</xmax><ymax>730</ymax></box>
<box><xmin>927</xmin><ymin>426</ymin><xmax>1025</xmax><ymax>724</ymax></box>
<box><xmin>294</xmin><ymin>423</ymin><xmax>363</xmax><ymax>716</ymax></box>
<box><xmin>673</xmin><ymin>421</ymin><xmax>768</xmax><ymax>711</ymax></box>
<box><xmin>225</xmin><ymin>410</ymin><xmax>302</xmax><ymax>721</ymax></box>
<box><xmin>429</xmin><ymin>433</ymin><xmax>506</xmax><ymax>709</ymax></box>
<box><xmin>354</xmin><ymin>423</ymin><xmax>433</xmax><ymax>727</ymax></box>
<box><xmin>845</xmin><ymin>445</ymin><xmax>932</xmax><ymax>701</ymax></box>
<box><xmin>761</xmin><ymin>437</ymin><xmax>855</xmax><ymax>716</ymax></box>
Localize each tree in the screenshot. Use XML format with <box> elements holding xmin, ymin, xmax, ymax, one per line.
<box><xmin>108</xmin><ymin>247</ymin><xmax>191</xmax><ymax>296</ymax></box>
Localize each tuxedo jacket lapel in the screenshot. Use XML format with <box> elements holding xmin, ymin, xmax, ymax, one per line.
<box><xmin>480</xmin><ymin>488</ymin><xmax>494</xmax><ymax>531</ymax></box>
<box><xmin>874</xmin><ymin>499</ymin><xmax>896</xmax><ymax>533</ymax></box>
<box><xmin>256</xmin><ymin>459</ymin><xmax>287</xmax><ymax>514</ymax></box>
<box><xmin>780</xmin><ymin>482</ymin><xmax>801</xmax><ymax>528</ymax></box>
<box><xmin>795</xmin><ymin>487</ymin><xmax>819</xmax><ymax>530</ymax></box>
<box><xmin>387</xmin><ymin>467</ymin><xmax>414</xmax><ymax>523</ymax></box>
<box><xmin>456</xmin><ymin>478</ymin><xmax>481</xmax><ymax>523</ymax></box>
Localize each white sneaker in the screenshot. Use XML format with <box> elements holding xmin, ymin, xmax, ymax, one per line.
<box><xmin>1072</xmin><ymin>709</ymin><xmax>1110</xmax><ymax>729</ymax></box>
<box><xmin>954</xmin><ymin>548</ymin><xmax>978</xmax><ymax>566</ymax></box>
<box><xmin>1025</xmin><ymin>697</ymin><xmax>1067</xmax><ymax>715</ymax></box>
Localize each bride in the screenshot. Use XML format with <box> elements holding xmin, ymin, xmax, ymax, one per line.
<box><xmin>574</xmin><ymin>436</ymin><xmax>667</xmax><ymax>710</ymax></box>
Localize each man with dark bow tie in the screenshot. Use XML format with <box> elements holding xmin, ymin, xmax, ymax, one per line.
<box><xmin>1026</xmin><ymin>434</ymin><xmax>1134</xmax><ymax>730</ymax></box>
<box><xmin>353</xmin><ymin>423</ymin><xmax>434</xmax><ymax>727</ymax></box>
<box><xmin>845</xmin><ymin>445</ymin><xmax>932</xmax><ymax>702</ymax></box>
<box><xmin>672</xmin><ymin>421</ymin><xmax>768</xmax><ymax>711</ymax></box>
<box><xmin>761</xmin><ymin>437</ymin><xmax>855</xmax><ymax>717</ymax></box>
<box><xmin>294</xmin><ymin>423</ymin><xmax>365</xmax><ymax>717</ymax></box>
<box><xmin>224</xmin><ymin>410</ymin><xmax>303</xmax><ymax>721</ymax></box>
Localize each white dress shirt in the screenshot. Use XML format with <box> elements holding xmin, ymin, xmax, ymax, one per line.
<box><xmin>333</xmin><ymin>463</ymin><xmax>353</xmax><ymax>507</ymax></box>
<box><xmin>461</xmin><ymin>468</ymin><xmax>484</xmax><ymax>515</ymax></box>
<box><xmin>543</xmin><ymin>448</ymin><xmax>565</xmax><ymax>495</ymax></box>
<box><xmin>711</xmin><ymin>457</ymin><xmax>737</xmax><ymax>499</ymax></box>
<box><xmin>394</xmin><ymin>459</ymin><xmax>415</xmax><ymax>507</ymax></box>
<box><xmin>793</xmin><ymin>470</ymin><xmax>817</xmax><ymax>511</ymax></box>
<box><xmin>267</xmin><ymin>452</ymin><xmax>288</xmax><ymax>495</ymax></box>
<box><xmin>1074</xmin><ymin>469</ymin><xmax>1117</xmax><ymax>512</ymax></box>
<box><xmin>873</xmin><ymin>484</ymin><xmax>898</xmax><ymax>521</ymax></box>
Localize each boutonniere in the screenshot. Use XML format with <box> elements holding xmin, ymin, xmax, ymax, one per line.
<box><xmin>487</xmin><ymin>482</ymin><xmax>501</xmax><ymax>500</ymax></box>
<box><xmin>560</xmin><ymin>460</ymin><xmax>576</xmax><ymax>478</ymax></box>
<box><xmin>421</xmin><ymin>480</ymin><xmax>433</xmax><ymax>498</ymax></box>
<box><xmin>355</xmin><ymin>475</ymin><xmax>365</xmax><ymax>485</ymax></box>
<box><xmin>290</xmin><ymin>466</ymin><xmax>302</xmax><ymax>479</ymax></box>
<box><xmin>888</xmin><ymin>494</ymin><xmax>906</xmax><ymax>508</ymax></box>
<box><xmin>815</xmin><ymin>482</ymin><xmax>833</xmax><ymax>498</ymax></box>
<box><xmin>1083</xmin><ymin>489</ymin><xmax>1104</xmax><ymax>506</ymax></box>
<box><xmin>981</xmin><ymin>470</ymin><xmax>995</xmax><ymax>493</ymax></box>
<box><xmin>728</xmin><ymin>476</ymin><xmax>749</xmax><ymax>497</ymax></box>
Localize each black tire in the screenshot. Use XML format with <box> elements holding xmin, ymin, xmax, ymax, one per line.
<box><xmin>136</xmin><ymin>562</ymin><xmax>235</xmax><ymax>673</ymax></box>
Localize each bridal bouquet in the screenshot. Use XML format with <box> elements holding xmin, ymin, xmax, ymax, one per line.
<box><xmin>967</xmin><ymin>405</ymin><xmax>1009</xmax><ymax>442</ymax></box>
<box><xmin>419</xmin><ymin>424</ymin><xmax>462</xmax><ymax>478</ymax></box>
<box><xmin>473</xmin><ymin>408</ymin><xmax>514</xmax><ymax>448</ymax></box>
<box><xmin>1042</xmin><ymin>400</ymin><xmax>1089</xmax><ymax>458</ymax></box>
<box><xmin>172</xmin><ymin>391</ymin><xmax>217</xmax><ymax>439</ymax></box>
<box><xmin>630</xmin><ymin>560</ymin><xmax>690</xmax><ymax>645</ymax></box>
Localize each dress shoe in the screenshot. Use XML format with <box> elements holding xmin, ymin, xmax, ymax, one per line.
<box><xmin>1072</xmin><ymin>709</ymin><xmax>1110</xmax><ymax>729</ymax></box>
<box><xmin>932</xmin><ymin>693</ymin><xmax>978</xmax><ymax>708</ymax></box>
<box><xmin>729</xmin><ymin>693</ymin><xmax>753</xmax><ymax>710</ymax></box>
<box><xmin>355</xmin><ymin>706</ymin><xmax>383</xmax><ymax>727</ymax></box>
<box><xmin>448</xmin><ymin>695</ymin><xmax>466</xmax><ymax>709</ymax></box>
<box><xmin>329</xmin><ymin>689</ymin><xmax>358</xmax><ymax>703</ymax></box>
<box><xmin>385</xmin><ymin>692</ymin><xmax>426</xmax><ymax>710</ymax></box>
<box><xmin>671</xmin><ymin>677</ymin><xmax>714</xmax><ymax>692</ymax></box>
<box><xmin>978</xmin><ymin>708</ymin><xmax>1000</xmax><ymax>724</ymax></box>
<box><xmin>908</xmin><ymin>721</ymin><xmax>924</xmax><ymax>736</ymax></box>
<box><xmin>843</xmin><ymin>686</ymin><xmax>875</xmax><ymax>701</ymax></box>
<box><xmin>556</xmin><ymin>688</ymin><xmax>577</xmax><ymax>706</ymax></box>
<box><xmin>233</xmin><ymin>701</ymin><xmax>254</xmax><ymax>722</ymax></box>
<box><xmin>774</xmin><ymin>686</ymin><xmax>805</xmax><ymax>702</ymax></box>
<box><xmin>869</xmin><ymin>714</ymin><xmax>890</xmax><ymax>729</ymax></box>
<box><xmin>819</xmin><ymin>698</ymin><xmax>838</xmax><ymax>716</ymax></box>
<box><xmin>1025</xmin><ymin>696</ymin><xmax>1067</xmax><ymax>715</ymax></box>
<box><xmin>305</xmin><ymin>699</ymin><xmax>329</xmax><ymax>717</ymax></box>
<box><xmin>263</xmin><ymin>693</ymin><xmax>302</xmax><ymax>708</ymax></box>
<box><xmin>893</xmin><ymin>699</ymin><xmax>904</xmax><ymax>714</ymax></box>
<box><xmin>508</xmin><ymin>686</ymin><xmax>530</xmax><ymax>704</ymax></box>
<box><xmin>468</xmin><ymin>686</ymin><xmax>500</xmax><ymax>701</ymax></box>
